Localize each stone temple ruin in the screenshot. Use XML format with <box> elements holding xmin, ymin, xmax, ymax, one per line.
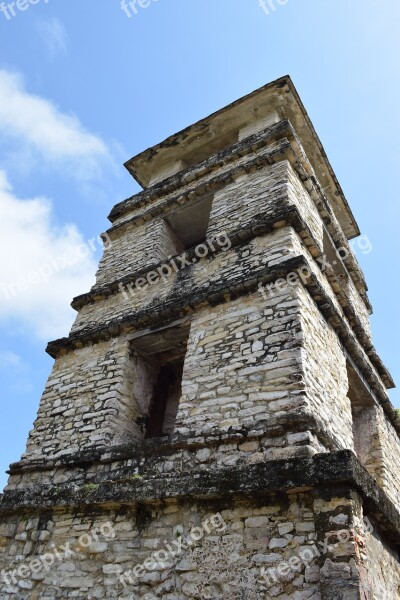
<box><xmin>1</xmin><ymin>76</ymin><xmax>400</xmax><ymax>599</ymax></box>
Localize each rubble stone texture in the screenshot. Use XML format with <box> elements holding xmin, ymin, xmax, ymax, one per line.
<box><xmin>1</xmin><ymin>76</ymin><xmax>400</xmax><ymax>599</ymax></box>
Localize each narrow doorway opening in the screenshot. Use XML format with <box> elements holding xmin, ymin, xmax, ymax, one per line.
<box><xmin>130</xmin><ymin>318</ymin><xmax>190</xmax><ymax>439</ymax></box>
<box><xmin>146</xmin><ymin>359</ymin><xmax>184</xmax><ymax>438</ymax></box>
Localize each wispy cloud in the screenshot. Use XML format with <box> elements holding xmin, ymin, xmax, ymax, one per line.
<box><xmin>0</xmin><ymin>171</ymin><xmax>99</xmax><ymax>340</ymax></box>
<box><xmin>36</xmin><ymin>17</ymin><xmax>68</xmax><ymax>58</ymax></box>
<box><xmin>0</xmin><ymin>69</ymin><xmax>110</xmax><ymax>181</ymax></box>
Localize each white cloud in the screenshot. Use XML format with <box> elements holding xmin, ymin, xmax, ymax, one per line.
<box><xmin>0</xmin><ymin>69</ymin><xmax>109</xmax><ymax>180</ymax></box>
<box><xmin>36</xmin><ymin>17</ymin><xmax>68</xmax><ymax>58</ymax></box>
<box><xmin>0</xmin><ymin>171</ymin><xmax>100</xmax><ymax>340</ymax></box>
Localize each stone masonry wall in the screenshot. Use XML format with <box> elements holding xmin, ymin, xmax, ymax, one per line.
<box><xmin>22</xmin><ymin>338</ymin><xmax>149</xmax><ymax>462</ymax></box>
<box><xmin>95</xmin><ymin>219</ymin><xmax>183</xmax><ymax>287</ymax></box>
<box><xmin>351</xmin><ymin>404</ymin><xmax>382</xmax><ymax>482</ymax></box>
<box><xmin>345</xmin><ymin>274</ymin><xmax>372</xmax><ymax>341</ymax></box>
<box><xmin>0</xmin><ymin>490</ymin><xmax>365</xmax><ymax>600</ymax></box>
<box><xmin>376</xmin><ymin>405</ymin><xmax>400</xmax><ymax>512</ymax></box>
<box><xmin>364</xmin><ymin>517</ymin><xmax>400</xmax><ymax>599</ymax></box>
<box><xmin>10</xmin><ymin>224</ymin><xmax>341</xmax><ymax>487</ymax></box>
<box><xmin>15</xmin><ymin>216</ymin><xmax>400</xmax><ymax>518</ymax></box>
<box><xmin>0</xmin><ymin>486</ymin><xmax>391</xmax><ymax>599</ymax></box>
<box><xmin>176</xmin><ymin>286</ymin><xmax>324</xmax><ymax>459</ymax></box>
<box><xmin>286</xmin><ymin>159</ymin><xmax>324</xmax><ymax>254</ymax></box>
<box><xmin>69</xmin><ymin>226</ymin><xmax>300</xmax><ymax>335</ymax></box>
<box><xmin>299</xmin><ymin>285</ymin><xmax>354</xmax><ymax>453</ymax></box>
<box><xmin>315</xmin><ymin>485</ymin><xmax>400</xmax><ymax>599</ymax></box>
<box><xmin>207</xmin><ymin>160</ymin><xmax>324</xmax><ymax>254</ymax></box>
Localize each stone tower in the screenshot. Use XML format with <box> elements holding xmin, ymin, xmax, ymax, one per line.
<box><xmin>1</xmin><ymin>76</ymin><xmax>400</xmax><ymax>599</ymax></box>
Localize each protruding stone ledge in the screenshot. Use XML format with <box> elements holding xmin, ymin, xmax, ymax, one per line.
<box><xmin>106</xmin><ymin>121</ymin><xmax>368</xmax><ymax>305</ymax></box>
<box><xmin>72</xmin><ymin>204</ymin><xmax>312</xmax><ymax>310</ymax></box>
<box><xmin>51</xmin><ymin>254</ymin><xmax>308</xmax><ymax>358</ymax></box>
<box><xmin>1</xmin><ymin>451</ymin><xmax>399</xmax><ymax>545</ymax></box>
<box><xmin>48</xmin><ymin>249</ymin><xmax>395</xmax><ymax>408</ymax></box>
<box><xmin>114</xmin><ymin>76</ymin><xmax>359</xmax><ymax>243</ymax></box>
<box><xmin>109</xmin><ymin>120</ymin><xmax>294</xmax><ymax>222</ymax></box>
<box><xmin>6</xmin><ymin>413</ymin><xmax>332</xmax><ymax>478</ymax></box>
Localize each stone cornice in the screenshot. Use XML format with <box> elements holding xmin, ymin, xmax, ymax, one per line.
<box><xmin>105</xmin><ymin>122</ymin><xmax>369</xmax><ymax>307</ymax></box>
<box><xmin>47</xmin><ymin>249</ymin><xmax>398</xmax><ymax>436</ymax></box>
<box><xmin>1</xmin><ymin>451</ymin><xmax>399</xmax><ymax>547</ymax></box>
<box><xmin>109</xmin><ymin>120</ymin><xmax>300</xmax><ymax>224</ymax></box>
<box><xmin>72</xmin><ymin>204</ymin><xmax>311</xmax><ymax>310</ymax></box>
<box><xmin>119</xmin><ymin>76</ymin><xmax>359</xmax><ymax>240</ymax></box>
<box><xmin>5</xmin><ymin>412</ymin><xmax>337</xmax><ymax>478</ymax></box>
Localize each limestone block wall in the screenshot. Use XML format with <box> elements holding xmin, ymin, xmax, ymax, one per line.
<box><xmin>69</xmin><ymin>226</ymin><xmax>301</xmax><ymax>335</ymax></box>
<box><xmin>95</xmin><ymin>219</ymin><xmax>183</xmax><ymax>287</ymax></box>
<box><xmin>286</xmin><ymin>160</ymin><xmax>324</xmax><ymax>252</ymax></box>
<box><xmin>17</xmin><ymin>226</ymin><xmax>320</xmax><ymax>471</ymax></box>
<box><xmin>22</xmin><ymin>338</ymin><xmax>149</xmax><ymax>462</ymax></box>
<box><xmin>176</xmin><ymin>287</ymin><xmax>317</xmax><ymax>458</ymax></box>
<box><xmin>70</xmin><ymin>160</ymin><xmax>372</xmax><ymax>378</ymax></box>
<box><xmin>19</xmin><ymin>219</ymin><xmax>394</xmax><ymax>472</ymax></box>
<box><xmin>15</xmin><ymin>217</ymin><xmax>399</xmax><ymax>507</ymax></box>
<box><xmin>298</xmin><ymin>285</ymin><xmax>354</xmax><ymax>452</ymax></box>
<box><xmin>345</xmin><ymin>274</ymin><xmax>372</xmax><ymax>340</ymax></box>
<box><xmin>351</xmin><ymin>404</ymin><xmax>382</xmax><ymax>481</ymax></box>
<box><xmin>0</xmin><ymin>490</ymin><xmax>373</xmax><ymax>600</ymax></box>
<box><xmin>0</xmin><ymin>483</ymin><xmax>391</xmax><ymax>600</ymax></box>
<box><xmin>285</xmin><ymin>162</ymin><xmax>372</xmax><ymax>341</ymax></box>
<box><xmin>207</xmin><ymin>162</ymin><xmax>290</xmax><ymax>238</ymax></box>
<box><xmin>375</xmin><ymin>406</ymin><xmax>400</xmax><ymax>511</ymax></box>
<box><xmin>364</xmin><ymin>517</ymin><xmax>400</xmax><ymax>598</ymax></box>
<box><xmin>311</xmin><ymin>489</ymin><xmax>397</xmax><ymax>600</ymax></box>
<box><xmin>207</xmin><ymin>160</ymin><xmax>324</xmax><ymax>253</ymax></box>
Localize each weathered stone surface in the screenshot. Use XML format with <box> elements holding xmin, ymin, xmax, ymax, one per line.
<box><xmin>1</xmin><ymin>76</ymin><xmax>399</xmax><ymax>599</ymax></box>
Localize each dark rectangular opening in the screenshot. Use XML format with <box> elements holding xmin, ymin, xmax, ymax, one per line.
<box><xmin>130</xmin><ymin>318</ymin><xmax>190</xmax><ymax>439</ymax></box>
<box><xmin>165</xmin><ymin>195</ymin><xmax>213</xmax><ymax>250</ymax></box>
<box><xmin>145</xmin><ymin>359</ymin><xmax>184</xmax><ymax>438</ymax></box>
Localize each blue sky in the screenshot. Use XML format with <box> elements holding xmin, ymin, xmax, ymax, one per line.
<box><xmin>0</xmin><ymin>0</ymin><xmax>399</xmax><ymax>490</ymax></box>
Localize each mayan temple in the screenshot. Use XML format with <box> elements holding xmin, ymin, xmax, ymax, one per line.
<box><xmin>1</xmin><ymin>76</ymin><xmax>400</xmax><ymax>599</ymax></box>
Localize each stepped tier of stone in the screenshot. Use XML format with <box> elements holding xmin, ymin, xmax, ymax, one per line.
<box><xmin>1</xmin><ymin>76</ymin><xmax>399</xmax><ymax>599</ymax></box>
